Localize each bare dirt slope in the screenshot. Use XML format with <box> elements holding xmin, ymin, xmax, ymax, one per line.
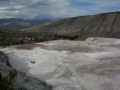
<box><xmin>24</xmin><ymin>12</ymin><xmax>120</xmax><ymax>38</ymax></box>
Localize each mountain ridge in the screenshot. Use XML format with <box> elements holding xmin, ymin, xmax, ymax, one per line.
<box><xmin>23</xmin><ymin>11</ymin><xmax>120</xmax><ymax>39</ymax></box>
<box><xmin>0</xmin><ymin>18</ymin><xmax>53</xmax><ymax>30</ymax></box>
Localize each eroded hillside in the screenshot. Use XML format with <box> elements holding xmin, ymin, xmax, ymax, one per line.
<box><xmin>24</xmin><ymin>12</ymin><xmax>120</xmax><ymax>39</ymax></box>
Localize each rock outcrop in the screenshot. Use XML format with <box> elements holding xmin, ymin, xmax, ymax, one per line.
<box><xmin>0</xmin><ymin>51</ymin><xmax>52</xmax><ymax>90</ymax></box>
<box><xmin>2</xmin><ymin>37</ymin><xmax>120</xmax><ymax>90</ymax></box>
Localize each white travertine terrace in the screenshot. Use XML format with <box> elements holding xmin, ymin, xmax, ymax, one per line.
<box><xmin>1</xmin><ymin>37</ymin><xmax>120</xmax><ymax>90</ymax></box>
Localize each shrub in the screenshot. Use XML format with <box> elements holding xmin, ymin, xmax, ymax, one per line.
<box><xmin>9</xmin><ymin>69</ymin><xmax>17</xmax><ymax>81</ymax></box>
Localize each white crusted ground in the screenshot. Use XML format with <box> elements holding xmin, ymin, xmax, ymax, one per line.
<box><xmin>1</xmin><ymin>37</ymin><xmax>120</xmax><ymax>90</ymax></box>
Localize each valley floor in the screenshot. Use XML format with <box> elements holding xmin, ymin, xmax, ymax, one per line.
<box><xmin>1</xmin><ymin>37</ymin><xmax>120</xmax><ymax>90</ymax></box>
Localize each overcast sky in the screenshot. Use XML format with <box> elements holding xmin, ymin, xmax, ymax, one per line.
<box><xmin>0</xmin><ymin>0</ymin><xmax>120</xmax><ymax>19</ymax></box>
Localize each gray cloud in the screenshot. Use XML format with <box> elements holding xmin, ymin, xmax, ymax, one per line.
<box><xmin>0</xmin><ymin>0</ymin><xmax>73</xmax><ymax>19</ymax></box>
<box><xmin>0</xmin><ymin>0</ymin><xmax>120</xmax><ymax>19</ymax></box>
